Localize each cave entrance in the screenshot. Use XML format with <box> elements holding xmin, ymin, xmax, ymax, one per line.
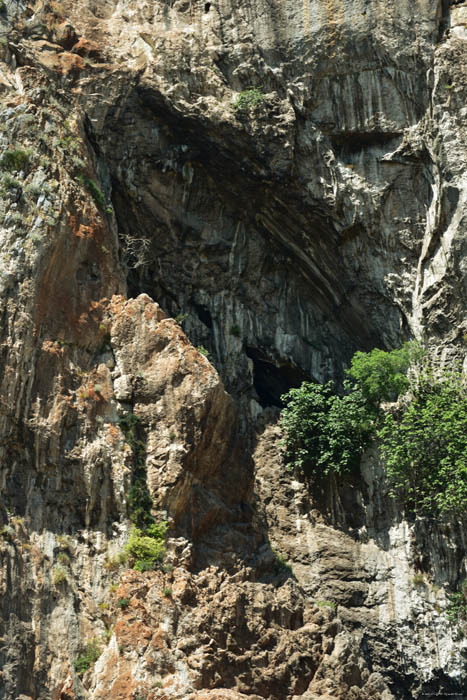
<box><xmin>246</xmin><ymin>346</ymin><xmax>310</xmax><ymax>408</ymax></box>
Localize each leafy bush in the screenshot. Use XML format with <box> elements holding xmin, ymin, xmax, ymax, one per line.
<box><xmin>281</xmin><ymin>343</ymin><xmax>466</xmax><ymax>516</ymax></box>
<box><xmin>73</xmin><ymin>640</ymin><xmax>102</xmax><ymax>674</ymax></box>
<box><xmin>233</xmin><ymin>88</ymin><xmax>265</xmax><ymax>111</ymax></box>
<box><xmin>57</xmin><ymin>534</ymin><xmax>73</xmax><ymax>551</ymax></box>
<box><xmin>57</xmin><ymin>552</ymin><xmax>70</xmax><ymax>567</ymax></box>
<box><xmin>281</xmin><ymin>381</ymin><xmax>374</xmax><ymax>476</ymax></box>
<box><xmin>196</xmin><ymin>345</ymin><xmax>210</xmax><ymax>358</ymax></box>
<box><xmin>133</xmin><ymin>559</ymin><xmax>157</xmax><ymax>573</ymax></box>
<box><xmin>118</xmin><ymin>411</ymin><xmax>155</xmax><ymax>528</ymax></box>
<box><xmin>0</xmin><ymin>525</ymin><xmax>15</xmax><ymax>540</ymax></box>
<box><xmin>77</xmin><ymin>173</ymin><xmax>106</xmax><ymax>209</ymax></box>
<box><xmin>346</xmin><ymin>342</ymin><xmax>423</xmax><ymax>406</ymax></box>
<box><xmin>378</xmin><ymin>369</ymin><xmax>467</xmax><ymax>514</ymax></box>
<box><xmin>117</xmin><ymin>412</ymin><xmax>141</xmax><ymax>444</ymax></box>
<box><xmin>315</xmin><ymin>600</ymin><xmax>336</xmax><ymax>609</ymax></box>
<box><xmin>0</xmin><ymin>148</ymin><xmax>30</xmax><ymax>172</ymax></box>
<box><xmin>52</xmin><ymin>566</ymin><xmax>67</xmax><ymax>585</ymax></box>
<box><xmin>446</xmin><ymin>582</ymin><xmax>467</xmax><ymax>623</ymax></box>
<box><xmin>117</xmin><ymin>597</ymin><xmax>130</xmax><ymax>609</ymax></box>
<box><xmin>118</xmin><ymin>410</ymin><xmax>168</xmax><ymax>568</ymax></box>
<box><xmin>273</xmin><ymin>551</ymin><xmax>293</xmax><ymax>576</ymax></box>
<box><xmin>1</xmin><ymin>173</ymin><xmax>22</xmax><ymax>191</ymax></box>
<box><xmin>128</xmin><ymin>478</ymin><xmax>154</xmax><ymax>529</ymax></box>
<box><xmin>125</xmin><ymin>523</ymin><xmax>167</xmax><ymax>572</ymax></box>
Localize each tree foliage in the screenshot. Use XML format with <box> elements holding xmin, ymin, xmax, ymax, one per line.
<box><xmin>125</xmin><ymin>523</ymin><xmax>167</xmax><ymax>572</ymax></box>
<box><xmin>346</xmin><ymin>341</ymin><xmax>423</xmax><ymax>406</ymax></box>
<box><xmin>73</xmin><ymin>641</ymin><xmax>102</xmax><ymax>674</ymax></box>
<box><xmin>233</xmin><ymin>87</ymin><xmax>265</xmax><ymax>111</ymax></box>
<box><xmin>378</xmin><ymin>370</ymin><xmax>467</xmax><ymax>514</ymax></box>
<box><xmin>280</xmin><ymin>381</ymin><xmax>374</xmax><ymax>477</ymax></box>
<box><xmin>281</xmin><ymin>342</ymin><xmax>467</xmax><ymax>516</ymax></box>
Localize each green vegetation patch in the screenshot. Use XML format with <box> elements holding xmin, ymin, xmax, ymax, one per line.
<box><xmin>52</xmin><ymin>565</ymin><xmax>67</xmax><ymax>585</ymax></box>
<box><xmin>0</xmin><ymin>148</ymin><xmax>30</xmax><ymax>172</ymax></box>
<box><xmin>379</xmin><ymin>370</ymin><xmax>467</xmax><ymax>515</ymax></box>
<box><xmin>233</xmin><ymin>88</ymin><xmax>265</xmax><ymax>112</ymax></box>
<box><xmin>125</xmin><ymin>523</ymin><xmax>167</xmax><ymax>572</ymax></box>
<box><xmin>118</xmin><ymin>411</ymin><xmax>168</xmax><ymax>570</ymax></box>
<box><xmin>196</xmin><ymin>345</ymin><xmax>210</xmax><ymax>358</ymax></box>
<box><xmin>73</xmin><ymin>640</ymin><xmax>102</xmax><ymax>674</ymax></box>
<box><xmin>57</xmin><ymin>552</ymin><xmax>70</xmax><ymax>567</ymax></box>
<box><xmin>77</xmin><ymin>173</ymin><xmax>106</xmax><ymax>209</ymax></box>
<box><xmin>346</xmin><ymin>342</ymin><xmax>422</xmax><ymax>407</ymax></box>
<box><xmin>281</xmin><ymin>381</ymin><xmax>374</xmax><ymax>477</ymax></box>
<box><xmin>273</xmin><ymin>551</ymin><xmax>293</xmax><ymax>576</ymax></box>
<box><xmin>447</xmin><ymin>582</ymin><xmax>467</xmax><ymax>624</ymax></box>
<box><xmin>315</xmin><ymin>600</ymin><xmax>336</xmax><ymax>609</ymax></box>
<box><xmin>281</xmin><ymin>342</ymin><xmax>467</xmax><ymax>516</ymax></box>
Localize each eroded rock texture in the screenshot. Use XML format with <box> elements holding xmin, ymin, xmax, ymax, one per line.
<box><xmin>0</xmin><ymin>0</ymin><xmax>466</xmax><ymax>698</ymax></box>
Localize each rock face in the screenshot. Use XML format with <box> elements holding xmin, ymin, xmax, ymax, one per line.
<box><xmin>0</xmin><ymin>0</ymin><xmax>466</xmax><ymax>699</ymax></box>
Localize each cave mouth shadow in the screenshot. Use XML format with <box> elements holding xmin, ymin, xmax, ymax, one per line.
<box><xmin>245</xmin><ymin>345</ymin><xmax>312</xmax><ymax>408</ymax></box>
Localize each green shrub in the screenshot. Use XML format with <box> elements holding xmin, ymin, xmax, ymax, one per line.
<box><xmin>117</xmin><ymin>412</ymin><xmax>141</xmax><ymax>446</ymax></box>
<box><xmin>175</xmin><ymin>312</ymin><xmax>188</xmax><ymax>324</ymax></box>
<box><xmin>315</xmin><ymin>600</ymin><xmax>336</xmax><ymax>609</ymax></box>
<box><xmin>125</xmin><ymin>523</ymin><xmax>167</xmax><ymax>572</ymax></box>
<box><xmin>118</xmin><ymin>411</ymin><xmax>156</xmax><ymax>529</ymax></box>
<box><xmin>196</xmin><ymin>345</ymin><xmax>210</xmax><ymax>358</ymax></box>
<box><xmin>57</xmin><ymin>534</ymin><xmax>73</xmax><ymax>551</ymax></box>
<box><xmin>73</xmin><ymin>640</ymin><xmax>102</xmax><ymax>674</ymax></box>
<box><xmin>281</xmin><ymin>343</ymin><xmax>466</xmax><ymax>517</ymax></box>
<box><xmin>1</xmin><ymin>173</ymin><xmax>22</xmax><ymax>190</ymax></box>
<box><xmin>77</xmin><ymin>173</ymin><xmax>106</xmax><ymax>209</ymax></box>
<box><xmin>133</xmin><ymin>559</ymin><xmax>157</xmax><ymax>573</ymax></box>
<box><xmin>128</xmin><ymin>478</ymin><xmax>154</xmax><ymax>529</ymax></box>
<box><xmin>57</xmin><ymin>552</ymin><xmax>70</xmax><ymax>567</ymax></box>
<box><xmin>378</xmin><ymin>369</ymin><xmax>467</xmax><ymax>514</ymax></box>
<box><xmin>0</xmin><ymin>148</ymin><xmax>30</xmax><ymax>172</ymax></box>
<box><xmin>446</xmin><ymin>583</ymin><xmax>467</xmax><ymax>623</ymax></box>
<box><xmin>273</xmin><ymin>551</ymin><xmax>293</xmax><ymax>576</ymax></box>
<box><xmin>1</xmin><ymin>525</ymin><xmax>15</xmax><ymax>540</ymax></box>
<box><xmin>280</xmin><ymin>381</ymin><xmax>374</xmax><ymax>476</ymax></box>
<box><xmin>117</xmin><ymin>597</ymin><xmax>130</xmax><ymax>609</ymax></box>
<box><xmin>233</xmin><ymin>88</ymin><xmax>265</xmax><ymax>111</ymax></box>
<box><xmin>52</xmin><ymin>566</ymin><xmax>67</xmax><ymax>585</ymax></box>
<box><xmin>346</xmin><ymin>342</ymin><xmax>423</xmax><ymax>407</ymax></box>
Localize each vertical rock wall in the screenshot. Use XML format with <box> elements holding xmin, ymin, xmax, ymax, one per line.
<box><xmin>0</xmin><ymin>0</ymin><xmax>465</xmax><ymax>698</ymax></box>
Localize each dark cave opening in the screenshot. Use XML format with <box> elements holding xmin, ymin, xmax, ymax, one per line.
<box><xmin>246</xmin><ymin>346</ymin><xmax>311</xmax><ymax>408</ymax></box>
<box><xmin>193</xmin><ymin>302</ymin><xmax>213</xmax><ymax>329</ymax></box>
<box><xmin>330</xmin><ymin>131</ymin><xmax>401</xmax><ymax>152</ymax></box>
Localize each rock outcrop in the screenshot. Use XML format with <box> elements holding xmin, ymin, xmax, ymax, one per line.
<box><xmin>0</xmin><ymin>0</ymin><xmax>466</xmax><ymax>699</ymax></box>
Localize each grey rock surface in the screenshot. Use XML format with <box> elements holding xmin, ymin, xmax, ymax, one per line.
<box><xmin>0</xmin><ymin>0</ymin><xmax>465</xmax><ymax>698</ymax></box>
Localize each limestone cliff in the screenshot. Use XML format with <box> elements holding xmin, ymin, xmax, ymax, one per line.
<box><xmin>0</xmin><ymin>0</ymin><xmax>466</xmax><ymax>699</ymax></box>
